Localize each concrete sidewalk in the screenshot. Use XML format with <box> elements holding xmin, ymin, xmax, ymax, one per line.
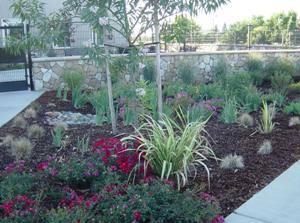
<box><xmin>226</xmin><ymin>161</ymin><xmax>300</xmax><ymax>223</ymax></box>
<box><xmin>0</xmin><ymin>90</ymin><xmax>43</xmax><ymax>127</ymax></box>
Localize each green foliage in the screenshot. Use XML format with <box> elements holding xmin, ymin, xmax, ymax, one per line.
<box><xmin>96</xmin><ymin>181</ymin><xmax>220</xmax><ymax>223</ymax></box>
<box><xmin>123</xmin><ymin>106</ymin><xmax>135</xmax><ymax>126</ymax></box>
<box><xmin>142</xmin><ymin>58</ymin><xmax>155</xmax><ymax>83</ymax></box>
<box><xmin>76</xmin><ymin>135</ymin><xmax>90</xmax><ymax>155</ymax></box>
<box><xmin>219</xmin><ymin>99</ymin><xmax>237</xmax><ymax>124</ymax></box>
<box><xmin>186</xmin><ymin>106</ymin><xmax>213</xmax><ymax>122</ymax></box>
<box><xmin>263</xmin><ymin>91</ymin><xmax>285</xmax><ymax>107</ymax></box>
<box><xmin>270</xmin><ymin>72</ymin><xmax>293</xmax><ymax>94</ymax></box>
<box><xmin>213</xmin><ymin>56</ymin><xmax>230</xmax><ymax>83</ymax></box>
<box><xmin>136</xmin><ymin>80</ymin><xmax>157</xmax><ymax>117</ymax></box>
<box><xmin>62</xmin><ymin>70</ymin><xmax>87</xmax><ymax>108</ymax></box>
<box><xmin>109</xmin><ymin>57</ymin><xmax>128</xmax><ymax>84</ymax></box>
<box><xmin>46</xmin><ymin>207</ymin><xmax>91</xmax><ymax>223</ymax></box>
<box><xmin>265</xmin><ymin>58</ymin><xmax>295</xmax><ymax>79</ymax></box>
<box><xmin>52</xmin><ymin>124</ymin><xmax>66</xmax><ymax>147</ymax></box>
<box><xmin>240</xmin><ymin>86</ymin><xmax>261</xmax><ymax>113</ymax></box>
<box><xmin>177</xmin><ymin>60</ymin><xmax>196</xmax><ymax>85</ymax></box>
<box><xmin>284</xmin><ymin>100</ymin><xmax>300</xmax><ymax>115</ymax></box>
<box><xmin>259</xmin><ymin>101</ymin><xmax>276</xmax><ymax>134</ymax></box>
<box><xmin>123</xmin><ymin>113</ymin><xmax>216</xmax><ymax>189</ymax></box>
<box><xmin>163</xmin><ymin>81</ymin><xmax>183</xmax><ymax>97</ymax></box>
<box><xmin>46</xmin><ymin>155</ymin><xmax>104</xmax><ymax>188</ymax></box>
<box><xmin>288</xmin><ymin>81</ymin><xmax>300</xmax><ymax>92</ymax></box>
<box><xmin>0</xmin><ymin>173</ymin><xmax>35</xmax><ymax>202</ymax></box>
<box><xmin>89</xmin><ymin>89</ymin><xmax>110</xmax><ymax>125</ymax></box>
<box><xmin>245</xmin><ymin>55</ymin><xmax>263</xmax><ymax>73</ymax></box>
<box><xmin>199</xmin><ymin>83</ymin><xmax>225</xmax><ymax>100</ymax></box>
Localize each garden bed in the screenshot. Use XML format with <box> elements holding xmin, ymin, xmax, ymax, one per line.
<box><xmin>1</xmin><ymin>90</ymin><xmax>300</xmax><ymax>218</ymax></box>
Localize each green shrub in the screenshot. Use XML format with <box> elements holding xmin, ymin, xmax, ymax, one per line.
<box><xmin>143</xmin><ymin>58</ymin><xmax>155</xmax><ymax>82</ymax></box>
<box><xmin>284</xmin><ymin>100</ymin><xmax>300</xmax><ymax>115</ymax></box>
<box><xmin>163</xmin><ymin>81</ymin><xmax>183</xmax><ymax>97</ymax></box>
<box><xmin>95</xmin><ymin>181</ymin><xmax>221</xmax><ymax>223</ymax></box>
<box><xmin>186</xmin><ymin>106</ymin><xmax>213</xmax><ymax>123</ymax></box>
<box><xmin>270</xmin><ymin>72</ymin><xmax>293</xmax><ymax>94</ymax></box>
<box><xmin>263</xmin><ymin>91</ymin><xmax>285</xmax><ymax>108</ymax></box>
<box><xmin>89</xmin><ymin>89</ymin><xmax>110</xmax><ymax>125</ymax></box>
<box><xmin>240</xmin><ymin>86</ymin><xmax>261</xmax><ymax>113</ymax></box>
<box><xmin>198</xmin><ymin>83</ymin><xmax>225</xmax><ymax>100</ymax></box>
<box><xmin>62</xmin><ymin>70</ymin><xmax>87</xmax><ymax>108</ymax></box>
<box><xmin>0</xmin><ymin>173</ymin><xmax>36</xmax><ymax>202</ymax></box>
<box><xmin>250</xmin><ymin>71</ymin><xmax>265</xmax><ymax>86</ymax></box>
<box><xmin>109</xmin><ymin>57</ymin><xmax>128</xmax><ymax>84</ymax></box>
<box><xmin>245</xmin><ymin>55</ymin><xmax>263</xmax><ymax>73</ymax></box>
<box><xmin>52</xmin><ymin>123</ymin><xmax>66</xmax><ymax>147</ymax></box>
<box><xmin>224</xmin><ymin>72</ymin><xmax>253</xmax><ymax>98</ymax></box>
<box><xmin>213</xmin><ymin>56</ymin><xmax>230</xmax><ymax>83</ymax></box>
<box><xmin>219</xmin><ymin>99</ymin><xmax>237</xmax><ymax>124</ymax></box>
<box><xmin>123</xmin><ymin>114</ymin><xmax>216</xmax><ymax>189</ymax></box>
<box><xmin>177</xmin><ymin>60</ymin><xmax>196</xmax><ymax>85</ymax></box>
<box><xmin>265</xmin><ymin>57</ymin><xmax>295</xmax><ymax>78</ymax></box>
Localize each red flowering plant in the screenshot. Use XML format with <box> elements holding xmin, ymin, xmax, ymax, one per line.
<box><xmin>38</xmin><ymin>155</ymin><xmax>105</xmax><ymax>189</ymax></box>
<box><xmin>92</xmin><ymin>137</ymin><xmax>145</xmax><ymax>180</ymax></box>
<box><xmin>0</xmin><ymin>195</ymin><xmax>36</xmax><ymax>218</ymax></box>
<box><xmin>4</xmin><ymin>160</ymin><xmax>26</xmax><ymax>174</ymax></box>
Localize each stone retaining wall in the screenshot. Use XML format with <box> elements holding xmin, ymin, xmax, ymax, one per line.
<box><xmin>32</xmin><ymin>50</ymin><xmax>300</xmax><ymax>90</ymax></box>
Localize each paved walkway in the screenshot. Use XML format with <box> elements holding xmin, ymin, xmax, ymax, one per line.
<box><xmin>0</xmin><ymin>90</ymin><xmax>43</xmax><ymax>127</ymax></box>
<box><xmin>226</xmin><ymin>160</ymin><xmax>300</xmax><ymax>223</ymax></box>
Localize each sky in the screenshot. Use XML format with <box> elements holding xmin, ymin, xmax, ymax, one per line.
<box><xmin>194</xmin><ymin>0</ymin><xmax>300</xmax><ymax>30</ymax></box>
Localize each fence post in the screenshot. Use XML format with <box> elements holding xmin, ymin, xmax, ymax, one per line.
<box><xmin>26</xmin><ymin>24</ymin><xmax>34</xmax><ymax>91</ymax></box>
<box><xmin>247</xmin><ymin>24</ymin><xmax>252</xmax><ymax>50</ymax></box>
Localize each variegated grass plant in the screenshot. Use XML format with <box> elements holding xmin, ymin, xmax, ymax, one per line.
<box><xmin>258</xmin><ymin>101</ymin><xmax>276</xmax><ymax>134</ymax></box>
<box><xmin>122</xmin><ymin>112</ymin><xmax>216</xmax><ymax>190</ymax></box>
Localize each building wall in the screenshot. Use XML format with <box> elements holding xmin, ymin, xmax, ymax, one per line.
<box><xmin>31</xmin><ymin>49</ymin><xmax>300</xmax><ymax>90</ymax></box>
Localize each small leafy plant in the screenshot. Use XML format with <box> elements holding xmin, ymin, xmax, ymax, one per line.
<box><xmin>123</xmin><ymin>113</ymin><xmax>216</xmax><ymax>189</ymax></box>
<box><xmin>270</xmin><ymin>72</ymin><xmax>293</xmax><ymax>94</ymax></box>
<box><xmin>219</xmin><ymin>99</ymin><xmax>237</xmax><ymax>124</ymax></box>
<box><xmin>284</xmin><ymin>101</ymin><xmax>300</xmax><ymax>115</ymax></box>
<box><xmin>76</xmin><ymin>135</ymin><xmax>90</xmax><ymax>155</ymax></box>
<box><xmin>52</xmin><ymin>123</ymin><xmax>67</xmax><ymax>147</ymax></box>
<box><xmin>259</xmin><ymin>101</ymin><xmax>276</xmax><ymax>134</ymax></box>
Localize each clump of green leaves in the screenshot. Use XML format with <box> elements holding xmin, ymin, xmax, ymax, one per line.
<box><xmin>258</xmin><ymin>101</ymin><xmax>276</xmax><ymax>134</ymax></box>
<box><xmin>89</xmin><ymin>89</ymin><xmax>109</xmax><ymax>125</ymax></box>
<box><xmin>62</xmin><ymin>70</ymin><xmax>88</xmax><ymax>109</ymax></box>
<box><xmin>270</xmin><ymin>72</ymin><xmax>293</xmax><ymax>94</ymax></box>
<box><xmin>76</xmin><ymin>135</ymin><xmax>90</xmax><ymax>155</ymax></box>
<box><xmin>219</xmin><ymin>99</ymin><xmax>237</xmax><ymax>124</ymax></box>
<box><xmin>213</xmin><ymin>56</ymin><xmax>230</xmax><ymax>83</ymax></box>
<box><xmin>265</xmin><ymin>57</ymin><xmax>295</xmax><ymax>79</ymax></box>
<box><xmin>123</xmin><ymin>113</ymin><xmax>216</xmax><ymax>189</ymax></box>
<box><xmin>263</xmin><ymin>91</ymin><xmax>285</xmax><ymax>108</ymax></box>
<box><xmin>177</xmin><ymin>59</ymin><xmax>196</xmax><ymax>85</ymax></box>
<box><xmin>143</xmin><ymin>58</ymin><xmax>155</xmax><ymax>83</ymax></box>
<box><xmin>284</xmin><ymin>100</ymin><xmax>300</xmax><ymax>115</ymax></box>
<box><xmin>52</xmin><ymin>123</ymin><xmax>67</xmax><ymax>147</ymax></box>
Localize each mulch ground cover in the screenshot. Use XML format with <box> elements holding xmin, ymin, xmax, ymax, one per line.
<box><xmin>1</xmin><ymin>90</ymin><xmax>300</xmax><ymax>217</ymax></box>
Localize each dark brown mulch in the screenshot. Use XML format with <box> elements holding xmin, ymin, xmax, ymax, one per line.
<box><xmin>0</xmin><ymin>90</ymin><xmax>300</xmax><ymax>217</ymax></box>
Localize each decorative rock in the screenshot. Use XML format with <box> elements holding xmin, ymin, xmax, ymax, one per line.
<box><xmin>34</xmin><ymin>80</ymin><xmax>43</xmax><ymax>91</ymax></box>
<box><xmin>45</xmin><ymin>111</ymin><xmax>96</xmax><ymax>125</ymax></box>
<box><xmin>42</xmin><ymin>70</ymin><xmax>53</xmax><ymax>82</ymax></box>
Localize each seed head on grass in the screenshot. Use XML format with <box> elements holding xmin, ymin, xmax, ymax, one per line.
<box><xmin>220</xmin><ymin>154</ymin><xmax>244</xmax><ymax>170</ymax></box>
<box><xmin>11</xmin><ymin>137</ymin><xmax>33</xmax><ymax>160</ymax></box>
<box><xmin>24</xmin><ymin>108</ymin><xmax>37</xmax><ymax>119</ymax></box>
<box><xmin>13</xmin><ymin>116</ymin><xmax>27</xmax><ymax>129</ymax></box>
<box><xmin>27</xmin><ymin>124</ymin><xmax>45</xmax><ymax>139</ymax></box>
<box><xmin>0</xmin><ymin>134</ymin><xmax>14</xmax><ymax>147</ymax></box>
<box><xmin>289</xmin><ymin>117</ymin><xmax>300</xmax><ymax>127</ymax></box>
<box><xmin>238</xmin><ymin>113</ymin><xmax>254</xmax><ymax>128</ymax></box>
<box><xmin>258</xmin><ymin>140</ymin><xmax>272</xmax><ymax>155</ymax></box>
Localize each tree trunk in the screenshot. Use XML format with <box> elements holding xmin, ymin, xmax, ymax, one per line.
<box><xmin>154</xmin><ymin>6</ymin><xmax>163</xmax><ymax>119</ymax></box>
<box><xmin>105</xmin><ymin>46</ymin><xmax>117</xmax><ymax>134</ymax></box>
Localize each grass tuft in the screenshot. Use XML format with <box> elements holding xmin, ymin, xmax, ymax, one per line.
<box><xmin>11</xmin><ymin>137</ymin><xmax>33</xmax><ymax>160</ymax></box>
<box><xmin>0</xmin><ymin>134</ymin><xmax>14</xmax><ymax>147</ymax></box>
<box><xmin>13</xmin><ymin>116</ymin><xmax>27</xmax><ymax>129</ymax></box>
<box><xmin>289</xmin><ymin>117</ymin><xmax>300</xmax><ymax>127</ymax></box>
<box><xmin>28</xmin><ymin>124</ymin><xmax>45</xmax><ymax>139</ymax></box>
<box><xmin>220</xmin><ymin>154</ymin><xmax>244</xmax><ymax>170</ymax></box>
<box><xmin>258</xmin><ymin>140</ymin><xmax>272</xmax><ymax>155</ymax></box>
<box><xmin>24</xmin><ymin>108</ymin><xmax>37</xmax><ymax>119</ymax></box>
<box><xmin>238</xmin><ymin>113</ymin><xmax>254</xmax><ymax>128</ymax></box>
